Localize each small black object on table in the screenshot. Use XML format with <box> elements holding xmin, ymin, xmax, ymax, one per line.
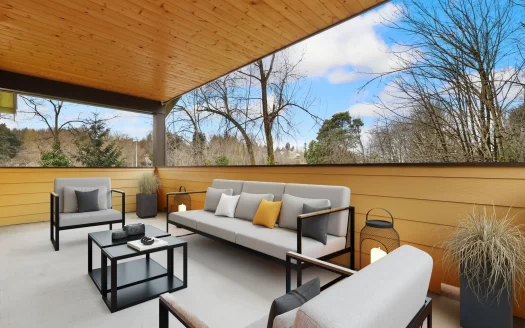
<box><xmin>100</xmin><ymin>236</ymin><xmax>187</xmax><ymax>313</ymax></box>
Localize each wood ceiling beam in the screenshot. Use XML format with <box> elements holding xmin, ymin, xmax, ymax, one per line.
<box><xmin>0</xmin><ymin>70</ymin><xmax>163</xmax><ymax>114</ymax></box>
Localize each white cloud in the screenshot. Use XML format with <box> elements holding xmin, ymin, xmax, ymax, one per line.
<box><xmin>348</xmin><ymin>103</ymin><xmax>383</xmax><ymax>117</ymax></box>
<box><xmin>289</xmin><ymin>2</ymin><xmax>401</xmax><ymax>83</ymax></box>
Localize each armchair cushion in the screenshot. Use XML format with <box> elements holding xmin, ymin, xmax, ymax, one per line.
<box><xmin>160</xmin><ymin>293</ymin><xmax>210</xmax><ymax>328</ymax></box>
<box><xmin>75</xmin><ymin>189</ymin><xmax>100</xmax><ymax>213</ymax></box>
<box><xmin>301</xmin><ymin>204</ymin><xmax>331</xmax><ymax>245</ymax></box>
<box><xmin>294</xmin><ymin>245</ymin><xmax>433</xmax><ymax>328</ymax></box>
<box><xmin>267</xmin><ymin>278</ymin><xmax>320</xmax><ymax>328</ymax></box>
<box><xmin>55</xmin><ymin>177</ymin><xmax>111</xmax><ymax>212</ymax></box>
<box><xmin>63</xmin><ymin>186</ymin><xmax>108</xmax><ymax>212</ymax></box>
<box><xmin>59</xmin><ymin>209</ymin><xmax>121</xmax><ymax>227</ymax></box>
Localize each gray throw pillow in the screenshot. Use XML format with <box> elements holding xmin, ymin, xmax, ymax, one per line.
<box><xmin>302</xmin><ymin>204</ymin><xmax>331</xmax><ymax>245</ymax></box>
<box><xmin>267</xmin><ymin>278</ymin><xmax>320</xmax><ymax>328</ymax></box>
<box><xmin>279</xmin><ymin>194</ymin><xmax>330</xmax><ymax>230</ymax></box>
<box><xmin>203</xmin><ymin>187</ymin><xmax>233</xmax><ymax>212</ymax></box>
<box><xmin>75</xmin><ymin>189</ymin><xmax>100</xmax><ymax>213</ymax></box>
<box><xmin>234</xmin><ymin>192</ymin><xmax>274</xmax><ymax>220</ymax></box>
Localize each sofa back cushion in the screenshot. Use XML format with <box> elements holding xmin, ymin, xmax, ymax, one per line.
<box><xmin>212</xmin><ymin>179</ymin><xmax>244</xmax><ymax>195</ymax></box>
<box><xmin>241</xmin><ymin>181</ymin><xmax>286</xmax><ymax>201</ymax></box>
<box><xmin>283</xmin><ymin>184</ymin><xmax>350</xmax><ymax>237</ymax></box>
<box><xmin>203</xmin><ymin>187</ymin><xmax>233</xmax><ymax>212</ymax></box>
<box><xmin>55</xmin><ymin>177</ymin><xmax>111</xmax><ymax>213</ymax></box>
<box><xmin>235</xmin><ymin>192</ymin><xmax>275</xmax><ymax>220</ymax></box>
<box><xmin>294</xmin><ymin>245</ymin><xmax>433</xmax><ymax>328</ymax></box>
<box><xmin>64</xmin><ymin>186</ymin><xmax>108</xmax><ymax>213</ymax></box>
<box><xmin>279</xmin><ymin>194</ymin><xmax>330</xmax><ymax>232</ymax></box>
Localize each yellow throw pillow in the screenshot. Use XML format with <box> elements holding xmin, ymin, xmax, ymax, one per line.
<box><xmin>252</xmin><ymin>199</ymin><xmax>282</xmax><ymax>229</ymax></box>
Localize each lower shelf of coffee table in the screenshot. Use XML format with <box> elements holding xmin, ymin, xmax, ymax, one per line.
<box><xmin>103</xmin><ymin>275</ymin><xmax>184</xmax><ymax>312</ymax></box>
<box><xmin>89</xmin><ymin>258</ymin><xmax>167</xmax><ymax>292</ymax></box>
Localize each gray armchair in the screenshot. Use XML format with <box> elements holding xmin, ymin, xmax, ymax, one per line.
<box><xmin>50</xmin><ymin>177</ymin><xmax>125</xmax><ymax>251</ymax></box>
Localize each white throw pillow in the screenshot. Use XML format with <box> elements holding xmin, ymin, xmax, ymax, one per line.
<box><xmin>214</xmin><ymin>194</ymin><xmax>240</xmax><ymax>218</ymax></box>
<box><xmin>63</xmin><ymin>186</ymin><xmax>108</xmax><ymax>213</ymax></box>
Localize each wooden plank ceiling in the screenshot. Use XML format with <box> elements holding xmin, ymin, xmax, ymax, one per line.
<box><xmin>0</xmin><ymin>0</ymin><xmax>385</xmax><ymax>102</ymax></box>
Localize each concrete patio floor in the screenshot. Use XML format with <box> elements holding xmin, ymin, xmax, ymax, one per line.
<box><xmin>0</xmin><ymin>212</ymin><xmax>515</xmax><ymax>327</ymax></box>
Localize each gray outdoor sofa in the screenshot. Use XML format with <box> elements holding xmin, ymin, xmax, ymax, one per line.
<box><xmin>166</xmin><ymin>179</ymin><xmax>355</xmax><ymax>282</ymax></box>
<box><xmin>50</xmin><ymin>177</ymin><xmax>125</xmax><ymax>251</ymax></box>
<box><xmin>160</xmin><ymin>245</ymin><xmax>433</xmax><ymax>328</ymax></box>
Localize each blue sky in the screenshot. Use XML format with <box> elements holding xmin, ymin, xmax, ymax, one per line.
<box><xmin>2</xmin><ymin>2</ymin><xmax>402</xmax><ymax>147</ymax></box>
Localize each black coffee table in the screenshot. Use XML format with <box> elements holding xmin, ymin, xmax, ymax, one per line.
<box><xmin>88</xmin><ymin>225</ymin><xmax>170</xmax><ymax>292</ymax></box>
<box><xmin>100</xmin><ymin>236</ymin><xmax>187</xmax><ymax>312</ymax></box>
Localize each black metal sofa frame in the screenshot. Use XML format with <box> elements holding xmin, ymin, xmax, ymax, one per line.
<box><xmin>166</xmin><ymin>190</ymin><xmax>355</xmax><ymax>282</ymax></box>
<box><xmin>50</xmin><ymin>189</ymin><xmax>125</xmax><ymax>251</ymax></box>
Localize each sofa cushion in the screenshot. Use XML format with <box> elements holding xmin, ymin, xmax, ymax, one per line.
<box><xmin>168</xmin><ymin>210</ymin><xmax>217</xmax><ymax>229</ymax></box>
<box><xmin>235</xmin><ymin>225</ymin><xmax>346</xmax><ymax>261</ymax></box>
<box><xmin>55</xmin><ymin>177</ymin><xmax>111</xmax><ymax>212</ymax></box>
<box><xmin>241</xmin><ymin>181</ymin><xmax>286</xmax><ymax>201</ymax></box>
<box><xmin>302</xmin><ymin>204</ymin><xmax>331</xmax><ymax>245</ymax></box>
<box><xmin>195</xmin><ymin>215</ymin><xmax>254</xmax><ymax>242</ymax></box>
<box><xmin>215</xmin><ymin>194</ymin><xmax>240</xmax><ymax>218</ymax></box>
<box><xmin>59</xmin><ymin>209</ymin><xmax>121</xmax><ymax>227</ymax></box>
<box><xmin>294</xmin><ymin>245</ymin><xmax>433</xmax><ymax>328</ymax></box>
<box><xmin>284</xmin><ymin>184</ymin><xmax>350</xmax><ymax>237</ymax></box>
<box><xmin>212</xmin><ymin>179</ymin><xmax>244</xmax><ymax>195</ymax></box>
<box><xmin>75</xmin><ymin>189</ymin><xmax>100</xmax><ymax>213</ymax></box>
<box><xmin>203</xmin><ymin>187</ymin><xmax>233</xmax><ymax>212</ymax></box>
<box><xmin>268</xmin><ymin>278</ymin><xmax>320</xmax><ymax>328</ymax></box>
<box><xmin>63</xmin><ymin>186</ymin><xmax>108</xmax><ymax>213</ymax></box>
<box><xmin>279</xmin><ymin>194</ymin><xmax>330</xmax><ymax>231</ymax></box>
<box><xmin>235</xmin><ymin>192</ymin><xmax>275</xmax><ymax>221</ymax></box>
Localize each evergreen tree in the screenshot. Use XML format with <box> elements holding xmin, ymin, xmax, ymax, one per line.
<box><xmin>75</xmin><ymin>114</ymin><xmax>125</xmax><ymax>167</ymax></box>
<box><xmin>0</xmin><ymin>123</ymin><xmax>22</xmax><ymax>163</ymax></box>
<box><xmin>40</xmin><ymin>140</ymin><xmax>71</xmax><ymax>167</ymax></box>
<box><xmin>305</xmin><ymin>112</ymin><xmax>363</xmax><ymax>164</ymax></box>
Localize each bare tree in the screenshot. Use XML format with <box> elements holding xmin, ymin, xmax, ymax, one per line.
<box><xmin>365</xmin><ymin>0</ymin><xmax>525</xmax><ymax>162</ymax></box>
<box><xmin>199</xmin><ymin>74</ymin><xmax>259</xmax><ymax>165</ymax></box>
<box><xmin>167</xmin><ymin>91</ymin><xmax>209</xmax><ymax>165</ymax></box>
<box><xmin>20</xmin><ymin>96</ymin><xmax>86</xmax><ymax>149</ymax></box>
<box><xmin>240</xmin><ymin>51</ymin><xmax>318</xmax><ymax>164</ymax></box>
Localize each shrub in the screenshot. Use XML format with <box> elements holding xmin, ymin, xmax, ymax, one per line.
<box><xmin>138</xmin><ymin>172</ymin><xmax>160</xmax><ymax>194</ymax></box>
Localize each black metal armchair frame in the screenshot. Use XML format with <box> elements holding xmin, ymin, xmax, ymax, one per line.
<box><xmin>166</xmin><ymin>190</ymin><xmax>355</xmax><ymax>280</ymax></box>
<box><xmin>50</xmin><ymin>189</ymin><xmax>125</xmax><ymax>251</ymax></box>
<box><xmin>285</xmin><ymin>251</ymin><xmax>433</xmax><ymax>328</ymax></box>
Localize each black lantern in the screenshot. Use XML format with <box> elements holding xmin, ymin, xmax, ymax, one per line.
<box><xmin>172</xmin><ymin>186</ymin><xmax>191</xmax><ymax>212</ymax></box>
<box><xmin>360</xmin><ymin>208</ymin><xmax>400</xmax><ymax>268</ymax></box>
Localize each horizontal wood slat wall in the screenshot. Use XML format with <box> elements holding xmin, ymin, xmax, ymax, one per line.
<box><xmin>157</xmin><ymin>165</ymin><xmax>525</xmax><ymax>317</ymax></box>
<box><xmin>0</xmin><ymin>168</ymin><xmax>153</xmax><ymax>226</ymax></box>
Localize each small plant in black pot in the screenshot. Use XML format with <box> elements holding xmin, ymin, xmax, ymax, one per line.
<box><xmin>443</xmin><ymin>207</ymin><xmax>525</xmax><ymax>328</ymax></box>
<box><xmin>136</xmin><ymin>172</ymin><xmax>160</xmax><ymax>219</ymax></box>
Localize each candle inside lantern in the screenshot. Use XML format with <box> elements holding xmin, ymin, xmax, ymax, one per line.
<box><xmin>178</xmin><ymin>204</ymin><xmax>187</xmax><ymax>212</ymax></box>
<box><xmin>370</xmin><ymin>247</ymin><xmax>387</xmax><ymax>263</ymax></box>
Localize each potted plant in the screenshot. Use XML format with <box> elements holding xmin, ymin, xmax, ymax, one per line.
<box><xmin>443</xmin><ymin>207</ymin><xmax>525</xmax><ymax>328</ymax></box>
<box><xmin>136</xmin><ymin>172</ymin><xmax>160</xmax><ymax>218</ymax></box>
